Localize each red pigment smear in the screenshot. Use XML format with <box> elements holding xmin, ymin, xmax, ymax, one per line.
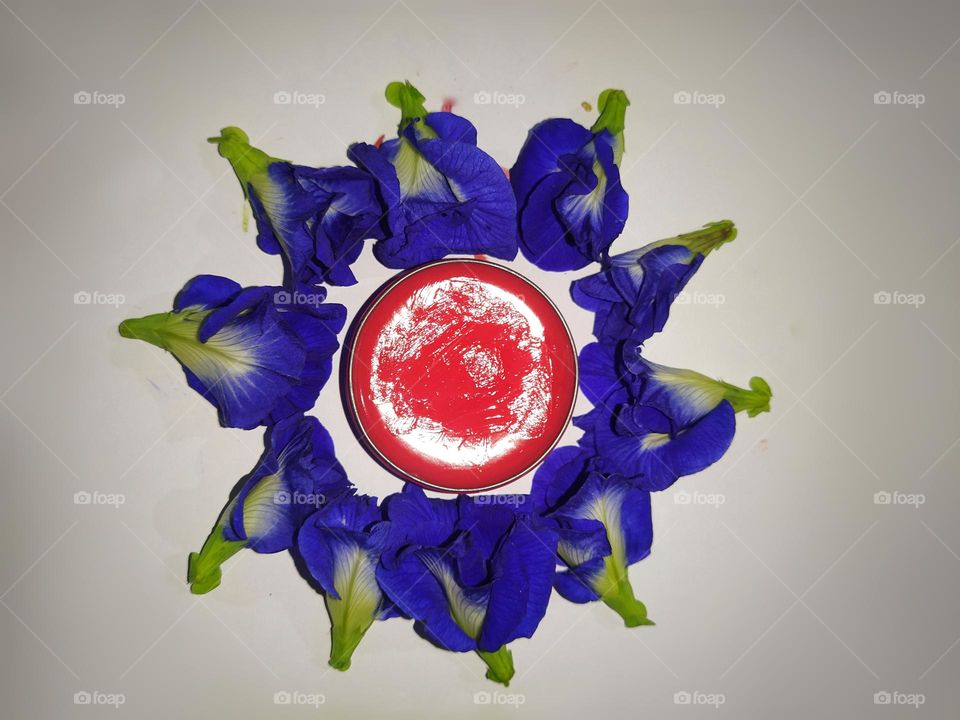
<box><xmin>441</xmin><ymin>97</ymin><xmax>456</xmax><ymax>112</ymax></box>
<box><xmin>373</xmin><ymin>134</ymin><xmax>385</xmax><ymax>149</ymax></box>
<box><xmin>373</xmin><ymin>280</ymin><xmax>543</xmax><ymax>442</ymax></box>
<box><xmin>349</xmin><ymin>260</ymin><xmax>577</xmax><ymax>492</ymax></box>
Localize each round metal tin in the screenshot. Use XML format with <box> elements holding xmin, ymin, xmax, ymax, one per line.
<box><xmin>345</xmin><ymin>259</ymin><xmax>577</xmax><ymax>493</ymax></box>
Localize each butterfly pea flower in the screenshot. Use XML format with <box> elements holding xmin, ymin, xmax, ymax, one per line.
<box><xmin>376</xmin><ymin>486</ymin><xmax>557</xmax><ymax>685</ymax></box>
<box><xmin>296</xmin><ymin>494</ymin><xmax>398</xmax><ymax>671</ymax></box>
<box><xmin>571</xmin><ymin>220</ymin><xmax>736</xmax><ymax>345</ymax></box>
<box><xmin>575</xmin><ymin>342</ymin><xmax>772</xmax><ymax>490</ymax></box>
<box><xmin>119</xmin><ymin>274</ymin><xmax>346</xmax><ymax>429</ymax></box>
<box><xmin>187</xmin><ymin>415</ymin><xmax>352</xmax><ymax>594</ymax></box>
<box><xmin>531</xmin><ymin>446</ymin><xmax>654</xmax><ymax>627</ymax></box>
<box><xmin>348</xmin><ymin>81</ymin><xmax>518</xmax><ymax>268</ymax></box>
<box><xmin>511</xmin><ymin>89</ymin><xmax>630</xmax><ymax>271</ymax></box>
<box><xmin>209</xmin><ymin>127</ymin><xmax>385</xmax><ymax>286</ymax></box>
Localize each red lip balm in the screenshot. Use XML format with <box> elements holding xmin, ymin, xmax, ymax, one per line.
<box><xmin>346</xmin><ymin>259</ymin><xmax>578</xmax><ymax>493</ymax></box>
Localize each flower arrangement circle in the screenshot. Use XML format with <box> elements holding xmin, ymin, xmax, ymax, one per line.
<box><xmin>119</xmin><ymin>81</ymin><xmax>772</xmax><ymax>685</ymax></box>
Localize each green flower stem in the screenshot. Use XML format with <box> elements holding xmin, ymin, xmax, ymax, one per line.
<box><xmin>187</xmin><ymin>527</ymin><xmax>245</xmax><ymax>595</ymax></box>
<box><xmin>591</xmin><ymin>88</ymin><xmax>630</xmax><ymax>163</ymax></box>
<box><xmin>653</xmin><ymin>220</ymin><xmax>737</xmax><ymax>257</ymax></box>
<box><xmin>119</xmin><ymin>313</ymin><xmax>175</xmax><ymax>349</ymax></box>
<box><xmin>719</xmin><ymin>376</ymin><xmax>772</xmax><ymax>417</ymax></box>
<box><xmin>595</xmin><ymin>556</ymin><xmax>654</xmax><ymax>628</ymax></box>
<box><xmin>325</xmin><ymin>593</ymin><xmax>375</xmax><ymax>672</ymax></box>
<box><xmin>591</xmin><ymin>89</ymin><xmax>630</xmax><ymax>137</ymax></box>
<box><xmin>385</xmin><ymin>80</ymin><xmax>430</xmax><ymax>129</ymax></box>
<box><xmin>477</xmin><ymin>646</ymin><xmax>515</xmax><ymax>686</ymax></box>
<box><xmin>119</xmin><ymin>310</ymin><xmax>205</xmax><ymax>353</ymax></box>
<box><xmin>207</xmin><ymin>126</ymin><xmax>278</xmax><ymax>202</ymax></box>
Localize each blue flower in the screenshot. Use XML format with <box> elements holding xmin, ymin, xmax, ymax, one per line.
<box><xmin>296</xmin><ymin>494</ymin><xmax>394</xmax><ymax>671</ymax></box>
<box><xmin>572</xmin><ymin>220</ymin><xmax>736</xmax><ymax>345</ymax></box>
<box><xmin>531</xmin><ymin>446</ymin><xmax>654</xmax><ymax>627</ymax></box>
<box><xmin>376</xmin><ymin>486</ymin><xmax>556</xmax><ymax>685</ymax></box>
<box><xmin>575</xmin><ymin>342</ymin><xmax>772</xmax><ymax>490</ymax></box>
<box><xmin>119</xmin><ymin>274</ymin><xmax>346</xmax><ymax>429</ymax></box>
<box><xmin>511</xmin><ymin>89</ymin><xmax>630</xmax><ymax>271</ymax></box>
<box><xmin>209</xmin><ymin>127</ymin><xmax>385</xmax><ymax>287</ymax></box>
<box><xmin>187</xmin><ymin>415</ymin><xmax>352</xmax><ymax>594</ymax></box>
<box><xmin>348</xmin><ymin>81</ymin><xmax>517</xmax><ymax>268</ymax></box>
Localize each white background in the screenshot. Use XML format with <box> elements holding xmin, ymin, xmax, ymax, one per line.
<box><xmin>2</xmin><ymin>0</ymin><xmax>960</xmax><ymax>717</ymax></box>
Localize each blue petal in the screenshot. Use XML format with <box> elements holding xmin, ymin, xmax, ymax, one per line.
<box><xmin>593</xmin><ymin>400</ymin><xmax>736</xmax><ymax>490</ymax></box>
<box><xmin>577</xmin><ymin>342</ymin><xmax>625</xmax><ymax>406</ymax></box>
<box><xmin>251</xmin><ymin>163</ymin><xmax>325</xmax><ymax>288</ymax></box>
<box><xmin>226</xmin><ymin>417</ymin><xmax>351</xmax><ymax>553</ymax></box>
<box><xmin>518</xmin><ymin>169</ymin><xmax>591</xmax><ymax>270</ymax></box>
<box><xmin>296</xmin><ymin>165</ymin><xmax>387</xmax><ymax>286</ymax></box>
<box><xmin>376</xmin><ymin>549</ymin><xmax>479</xmax><ymax>652</ymax></box>
<box><xmin>516</xmin><ymin>131</ymin><xmax>627</xmax><ymax>271</ymax></box>
<box><xmin>297</xmin><ymin>496</ymin><xmax>383</xmax><ymax>614</ymax></box>
<box><xmin>266</xmin><ymin>299</ymin><xmax>346</xmax><ymax>422</ymax></box>
<box><xmin>530</xmin><ymin>445</ymin><xmax>592</xmax><ymax>514</ymax></box>
<box><xmin>554</xmin><ymin>561</ymin><xmax>604</xmax><ymax>603</ymax></box>
<box><xmin>480</xmin><ymin>519</ymin><xmax>557</xmax><ymax>649</ymax></box>
<box><xmin>511</xmin><ymin>118</ymin><xmax>594</xmax><ymax>209</ymax></box>
<box><xmin>623</xmin><ymin>355</ymin><xmax>726</xmax><ymax>428</ymax></box>
<box><xmin>423</xmin><ymin>111</ymin><xmax>479</xmax><ymax>145</ymax></box>
<box><xmin>607</xmin><ymin>244</ymin><xmax>702</xmax><ymax>343</ymax></box>
<box><xmin>551</xmin><ymin>517</ymin><xmax>611</xmax><ymax>602</ymax></box>
<box><xmin>382</xmin><ymin>484</ymin><xmax>459</xmax><ymax>552</ymax></box>
<box><xmin>189</xmin><ymin>301</ymin><xmax>307</xmax><ymax>430</ymax></box>
<box><xmin>173</xmin><ymin>275</ymin><xmax>241</xmax><ymax>312</ymax></box>
<box><xmin>377</xmin><ymin>137</ymin><xmax>518</xmax><ymax>267</ymax></box>
<box><xmin>570</xmin><ymin>270</ymin><xmax>622</xmax><ymax>307</ymax></box>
